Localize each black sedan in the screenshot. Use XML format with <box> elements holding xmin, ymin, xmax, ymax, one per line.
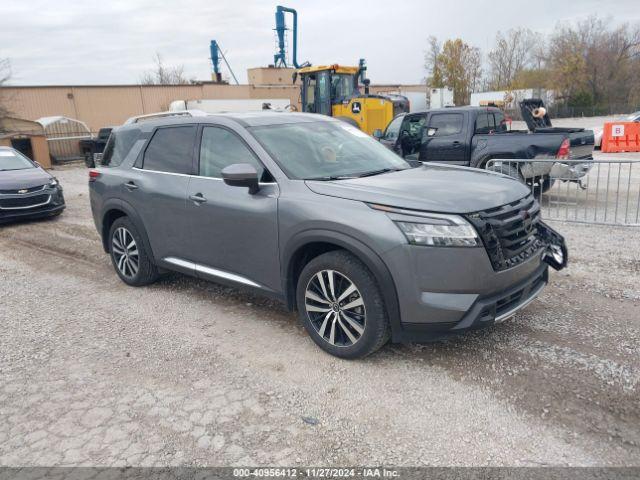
<box><xmin>0</xmin><ymin>146</ymin><xmax>65</xmax><ymax>223</ymax></box>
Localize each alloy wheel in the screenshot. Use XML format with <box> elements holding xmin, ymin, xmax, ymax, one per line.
<box><xmin>111</xmin><ymin>227</ymin><xmax>139</xmax><ymax>279</ymax></box>
<box><xmin>305</xmin><ymin>270</ymin><xmax>366</xmax><ymax>347</ymax></box>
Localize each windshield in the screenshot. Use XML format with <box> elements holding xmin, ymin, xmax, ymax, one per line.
<box><xmin>0</xmin><ymin>149</ymin><xmax>36</xmax><ymax>171</ymax></box>
<box><xmin>250</xmin><ymin>121</ymin><xmax>410</xmax><ymax>180</ymax></box>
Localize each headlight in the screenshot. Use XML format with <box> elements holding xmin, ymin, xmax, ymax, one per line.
<box><xmin>395</xmin><ymin>219</ymin><xmax>479</xmax><ymax>247</ymax></box>
<box><xmin>47</xmin><ymin>178</ymin><xmax>58</xmax><ymax>187</ymax></box>
<box><xmin>369</xmin><ymin>204</ymin><xmax>480</xmax><ymax>247</ymax></box>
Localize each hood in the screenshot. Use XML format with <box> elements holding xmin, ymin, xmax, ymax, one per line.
<box><xmin>305</xmin><ymin>164</ymin><xmax>531</xmax><ymax>214</ymax></box>
<box><xmin>0</xmin><ymin>167</ymin><xmax>51</xmax><ymax>190</ymax></box>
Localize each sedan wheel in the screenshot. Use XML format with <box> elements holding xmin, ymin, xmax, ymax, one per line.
<box><xmin>111</xmin><ymin>226</ymin><xmax>139</xmax><ymax>279</ymax></box>
<box><xmin>305</xmin><ymin>270</ymin><xmax>366</xmax><ymax>347</ymax></box>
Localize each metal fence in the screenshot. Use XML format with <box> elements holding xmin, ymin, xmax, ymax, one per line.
<box><xmin>44</xmin><ymin>130</ymin><xmax>94</xmax><ymax>164</ymax></box>
<box><xmin>485</xmin><ymin>159</ymin><xmax>640</xmax><ymax>226</ymax></box>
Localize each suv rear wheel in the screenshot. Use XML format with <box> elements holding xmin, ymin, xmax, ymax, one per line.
<box><xmin>108</xmin><ymin>217</ymin><xmax>158</xmax><ymax>286</ymax></box>
<box><xmin>296</xmin><ymin>250</ymin><xmax>390</xmax><ymax>359</ymax></box>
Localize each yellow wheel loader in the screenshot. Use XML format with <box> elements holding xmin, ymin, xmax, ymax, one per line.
<box><xmin>294</xmin><ymin>61</ymin><xmax>409</xmax><ymax>135</ymax></box>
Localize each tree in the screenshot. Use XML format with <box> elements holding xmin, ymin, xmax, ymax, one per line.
<box><xmin>0</xmin><ymin>58</ymin><xmax>11</xmax><ymax>120</ymax></box>
<box><xmin>140</xmin><ymin>53</ymin><xmax>190</xmax><ymax>85</ymax></box>
<box><xmin>424</xmin><ymin>36</ymin><xmax>443</xmax><ymax>87</ymax></box>
<box><xmin>546</xmin><ymin>16</ymin><xmax>640</xmax><ymax>107</ymax></box>
<box><xmin>436</xmin><ymin>39</ymin><xmax>482</xmax><ymax>105</ymax></box>
<box><xmin>487</xmin><ymin>28</ymin><xmax>536</xmax><ymax>90</ymax></box>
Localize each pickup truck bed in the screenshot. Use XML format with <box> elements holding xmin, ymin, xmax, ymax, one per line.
<box><xmin>378</xmin><ymin>102</ymin><xmax>594</xmax><ymax>188</ymax></box>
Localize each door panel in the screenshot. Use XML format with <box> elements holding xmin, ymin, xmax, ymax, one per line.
<box><xmin>315</xmin><ymin>71</ymin><xmax>332</xmax><ymax>116</ymax></box>
<box><xmin>398</xmin><ymin>115</ymin><xmax>426</xmax><ymax>160</ymax></box>
<box><xmin>122</xmin><ymin>169</ymin><xmax>191</xmax><ymax>261</ymax></box>
<box><xmin>187</xmin><ymin>125</ymin><xmax>281</xmax><ymax>293</ymax></box>
<box><xmin>379</xmin><ymin>115</ymin><xmax>404</xmax><ymax>154</ymax></box>
<box><xmin>419</xmin><ymin>113</ymin><xmax>468</xmax><ymax>165</ymax></box>
<box><xmin>121</xmin><ymin>126</ymin><xmax>196</xmax><ymax>261</ymax></box>
<box><xmin>186</xmin><ymin>178</ymin><xmax>280</xmax><ymax>292</ymax></box>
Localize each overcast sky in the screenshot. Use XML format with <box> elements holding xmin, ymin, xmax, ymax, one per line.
<box><xmin>2</xmin><ymin>0</ymin><xmax>639</xmax><ymax>86</ymax></box>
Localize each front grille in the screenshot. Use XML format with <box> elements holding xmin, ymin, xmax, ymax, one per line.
<box><xmin>0</xmin><ymin>194</ymin><xmax>50</xmax><ymax>210</ymax></box>
<box><xmin>466</xmin><ymin>194</ymin><xmax>543</xmax><ymax>271</ymax></box>
<box><xmin>0</xmin><ymin>184</ymin><xmax>46</xmax><ymax>194</ymax></box>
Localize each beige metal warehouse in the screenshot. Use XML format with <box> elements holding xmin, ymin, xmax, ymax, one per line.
<box><xmin>37</xmin><ymin>116</ymin><xmax>91</xmax><ymax>163</ymax></box>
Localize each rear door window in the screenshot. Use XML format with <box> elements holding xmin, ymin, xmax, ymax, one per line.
<box><xmin>143</xmin><ymin>126</ymin><xmax>197</xmax><ymax>174</ymax></box>
<box><xmin>428</xmin><ymin>113</ymin><xmax>463</xmax><ymax>136</ymax></box>
<box><xmin>475</xmin><ymin>113</ymin><xmax>494</xmax><ymax>134</ymax></box>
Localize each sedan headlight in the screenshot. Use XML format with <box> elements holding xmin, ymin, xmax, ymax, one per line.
<box><xmin>369</xmin><ymin>204</ymin><xmax>480</xmax><ymax>247</ymax></box>
<box><xmin>47</xmin><ymin>177</ymin><xmax>58</xmax><ymax>187</ymax></box>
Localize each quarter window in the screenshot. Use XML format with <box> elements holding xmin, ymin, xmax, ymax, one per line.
<box><xmin>199</xmin><ymin>127</ymin><xmax>264</xmax><ymax>179</ymax></box>
<box><xmin>143</xmin><ymin>126</ymin><xmax>197</xmax><ymax>174</ymax></box>
<box><xmin>428</xmin><ymin>113</ymin><xmax>463</xmax><ymax>136</ymax></box>
<box><xmin>102</xmin><ymin>128</ymin><xmax>140</xmax><ymax>167</ymax></box>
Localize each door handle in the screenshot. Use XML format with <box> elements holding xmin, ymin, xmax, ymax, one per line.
<box><xmin>124</xmin><ymin>181</ymin><xmax>138</xmax><ymax>190</ymax></box>
<box><xmin>189</xmin><ymin>193</ymin><xmax>207</xmax><ymax>204</ymax></box>
<box><xmin>452</xmin><ymin>141</ymin><xmax>461</xmax><ymax>145</ymax></box>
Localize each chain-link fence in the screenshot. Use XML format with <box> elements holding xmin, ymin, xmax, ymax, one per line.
<box><xmin>485</xmin><ymin>159</ymin><xmax>640</xmax><ymax>226</ymax></box>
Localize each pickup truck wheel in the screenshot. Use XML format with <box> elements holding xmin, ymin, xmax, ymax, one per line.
<box><xmin>541</xmin><ymin>176</ymin><xmax>556</xmax><ymax>193</ymax></box>
<box><xmin>296</xmin><ymin>250</ymin><xmax>390</xmax><ymax>359</ymax></box>
<box><xmin>484</xmin><ymin>160</ymin><xmax>523</xmax><ymax>182</ymax></box>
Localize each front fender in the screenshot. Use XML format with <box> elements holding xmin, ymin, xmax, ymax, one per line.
<box><xmin>282</xmin><ymin>229</ymin><xmax>403</xmax><ymax>342</ymax></box>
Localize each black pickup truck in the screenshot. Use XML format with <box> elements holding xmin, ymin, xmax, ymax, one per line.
<box><xmin>376</xmin><ymin>100</ymin><xmax>594</xmax><ymax>190</ymax></box>
<box><xmin>80</xmin><ymin>127</ymin><xmax>114</xmax><ymax>167</ymax></box>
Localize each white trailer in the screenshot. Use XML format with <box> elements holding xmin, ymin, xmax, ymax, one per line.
<box><xmin>428</xmin><ymin>87</ymin><xmax>454</xmax><ymax>109</ymax></box>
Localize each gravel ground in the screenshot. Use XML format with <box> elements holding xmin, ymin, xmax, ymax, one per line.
<box><xmin>0</xmin><ymin>164</ymin><xmax>639</xmax><ymax>467</ymax></box>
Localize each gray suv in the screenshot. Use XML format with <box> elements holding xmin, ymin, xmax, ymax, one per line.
<box><xmin>89</xmin><ymin>113</ymin><xmax>567</xmax><ymax>359</ymax></box>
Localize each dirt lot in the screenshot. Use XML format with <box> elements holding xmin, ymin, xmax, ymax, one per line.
<box><xmin>0</xmin><ymin>163</ymin><xmax>639</xmax><ymax>467</ymax></box>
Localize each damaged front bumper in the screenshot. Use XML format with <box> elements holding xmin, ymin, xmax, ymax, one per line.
<box><xmin>388</xmin><ymin>220</ymin><xmax>568</xmax><ymax>343</ymax></box>
<box><xmin>537</xmin><ymin>221</ymin><xmax>568</xmax><ymax>271</ymax></box>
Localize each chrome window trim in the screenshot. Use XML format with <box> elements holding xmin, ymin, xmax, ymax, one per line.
<box><xmin>132</xmin><ymin>167</ymin><xmax>277</xmax><ymax>185</ymax></box>
<box><xmin>132</xmin><ymin>167</ymin><xmax>191</xmax><ymax>178</ymax></box>
<box><xmin>0</xmin><ymin>195</ymin><xmax>51</xmax><ymax>210</ymax></box>
<box><xmin>163</xmin><ymin>257</ymin><xmax>262</xmax><ymax>289</ymax></box>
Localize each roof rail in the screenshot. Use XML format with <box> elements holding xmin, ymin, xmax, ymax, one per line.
<box><xmin>123</xmin><ymin>109</ymin><xmax>209</xmax><ymax>125</ymax></box>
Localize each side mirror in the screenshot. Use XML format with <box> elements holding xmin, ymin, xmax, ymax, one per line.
<box><xmin>221</xmin><ymin>163</ymin><xmax>260</xmax><ymax>194</ymax></box>
<box><xmin>426</xmin><ymin>127</ymin><xmax>438</xmax><ymax>137</ymax></box>
<box><xmin>372</xmin><ymin>129</ymin><xmax>383</xmax><ymax>139</ymax></box>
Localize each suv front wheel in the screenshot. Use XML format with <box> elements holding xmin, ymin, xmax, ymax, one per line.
<box><xmin>296</xmin><ymin>250</ymin><xmax>390</xmax><ymax>359</ymax></box>
<box><xmin>108</xmin><ymin>217</ymin><xmax>159</xmax><ymax>286</ymax></box>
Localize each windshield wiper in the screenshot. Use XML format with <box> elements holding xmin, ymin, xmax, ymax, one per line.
<box><xmin>357</xmin><ymin>167</ymin><xmax>405</xmax><ymax>178</ymax></box>
<box><xmin>305</xmin><ymin>175</ymin><xmax>357</xmax><ymax>181</ymax></box>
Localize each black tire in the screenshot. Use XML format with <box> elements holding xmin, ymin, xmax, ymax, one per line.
<box><xmin>541</xmin><ymin>175</ymin><xmax>556</xmax><ymax>193</ymax></box>
<box><xmin>108</xmin><ymin>216</ymin><xmax>158</xmax><ymax>286</ymax></box>
<box><xmin>296</xmin><ymin>250</ymin><xmax>390</xmax><ymax>359</ymax></box>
